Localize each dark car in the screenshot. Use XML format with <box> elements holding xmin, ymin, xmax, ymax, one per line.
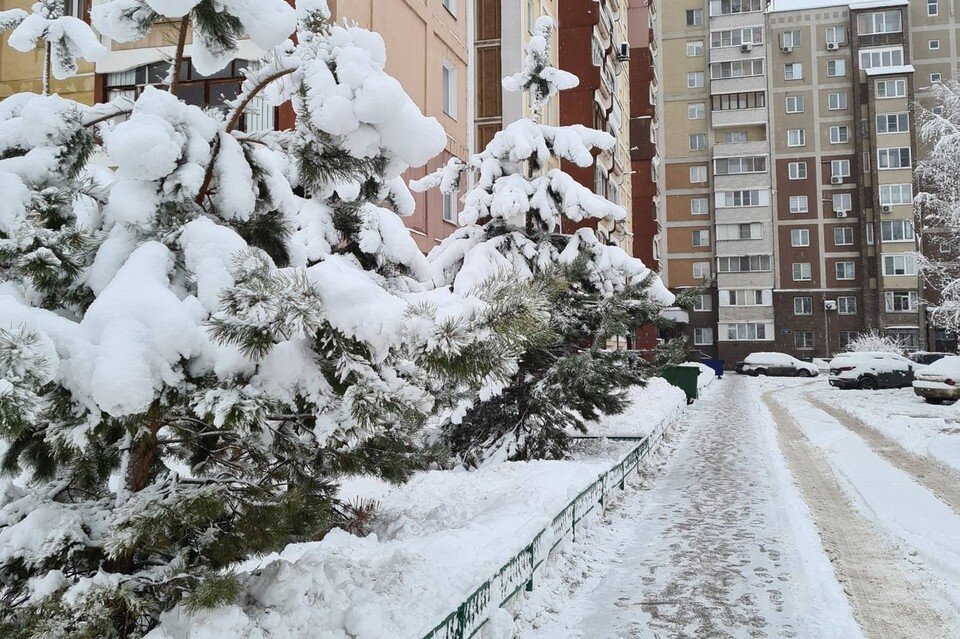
<box><xmin>735</xmin><ymin>352</ymin><xmax>819</xmax><ymax>377</ymax></box>
<box><xmin>828</xmin><ymin>352</ymin><xmax>920</xmax><ymax>390</ymax></box>
<box><xmin>910</xmin><ymin>352</ymin><xmax>952</xmax><ymax>366</ymax></box>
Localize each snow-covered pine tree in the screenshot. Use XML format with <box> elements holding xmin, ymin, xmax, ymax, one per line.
<box><xmin>916</xmin><ymin>80</ymin><xmax>960</xmax><ymax>332</ymax></box>
<box><xmin>411</xmin><ymin>17</ymin><xmax>677</xmax><ymax>466</ymax></box>
<box><xmin>0</xmin><ymin>2</ymin><xmax>538</xmax><ymax>637</ymax></box>
<box><xmin>0</xmin><ymin>0</ymin><xmax>107</xmax><ymax>95</ymax></box>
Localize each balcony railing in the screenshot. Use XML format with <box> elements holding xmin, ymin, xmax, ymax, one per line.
<box><xmin>710</xmin><ymin>106</ymin><xmax>768</xmax><ymax>127</ymax></box>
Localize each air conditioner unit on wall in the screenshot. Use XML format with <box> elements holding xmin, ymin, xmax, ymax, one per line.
<box><xmin>836</xmin><ymin>210</ymin><xmax>848</xmax><ymax>218</ymax></box>
<box><xmin>831</xmin><ymin>176</ymin><xmax>843</xmax><ymax>184</ymax></box>
<box><xmin>617</xmin><ymin>43</ymin><xmax>630</xmax><ymax>61</ymax></box>
<box><xmin>881</xmin><ymin>205</ymin><xmax>893</xmax><ymax>213</ymax></box>
<box><xmin>781</xmin><ymin>45</ymin><xmax>793</xmax><ymax>53</ymax></box>
<box><xmin>741</xmin><ymin>43</ymin><xmax>753</xmax><ymax>53</ymax></box>
<box><xmin>827</xmin><ymin>41</ymin><xmax>839</xmax><ymax>51</ymax></box>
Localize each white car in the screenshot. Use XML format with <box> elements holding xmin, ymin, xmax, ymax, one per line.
<box><xmin>913</xmin><ymin>355</ymin><xmax>960</xmax><ymax>404</ymax></box>
<box><xmin>828</xmin><ymin>352</ymin><xmax>920</xmax><ymax>390</ymax></box>
<box><xmin>735</xmin><ymin>352</ymin><xmax>819</xmax><ymax>377</ymax></box>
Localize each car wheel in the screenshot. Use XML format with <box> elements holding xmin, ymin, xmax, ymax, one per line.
<box><xmin>753</xmin><ymin>368</ymin><xmax>767</xmax><ymax>377</ymax></box>
<box><xmin>799</xmin><ymin>369</ymin><xmax>813</xmax><ymax>378</ymax></box>
<box><xmin>925</xmin><ymin>397</ymin><xmax>944</xmax><ymax>405</ymax></box>
<box><xmin>858</xmin><ymin>376</ymin><xmax>879</xmax><ymax>391</ymax></box>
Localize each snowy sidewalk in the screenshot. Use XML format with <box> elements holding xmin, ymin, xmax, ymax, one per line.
<box><xmin>520</xmin><ymin>376</ymin><xmax>861</xmax><ymax>638</ymax></box>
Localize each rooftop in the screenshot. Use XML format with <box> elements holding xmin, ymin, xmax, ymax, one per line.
<box><xmin>768</xmin><ymin>0</ymin><xmax>907</xmax><ymax>13</ymax></box>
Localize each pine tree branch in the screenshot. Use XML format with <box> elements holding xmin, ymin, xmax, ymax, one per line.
<box><xmin>169</xmin><ymin>15</ymin><xmax>190</xmax><ymax>95</ymax></box>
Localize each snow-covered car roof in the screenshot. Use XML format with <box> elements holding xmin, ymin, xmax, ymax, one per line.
<box><xmin>744</xmin><ymin>352</ymin><xmax>798</xmax><ymax>365</ymax></box>
<box><xmin>830</xmin><ymin>352</ymin><xmax>910</xmax><ymax>364</ymax></box>
<box><xmin>918</xmin><ymin>355</ymin><xmax>960</xmax><ymax>377</ymax></box>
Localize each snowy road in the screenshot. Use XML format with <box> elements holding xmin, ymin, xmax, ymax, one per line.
<box><xmin>518</xmin><ymin>375</ymin><xmax>960</xmax><ymax>639</ymax></box>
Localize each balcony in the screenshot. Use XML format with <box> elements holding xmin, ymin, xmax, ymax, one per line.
<box><xmin>710</xmin><ymin>106</ymin><xmax>768</xmax><ymax>127</ymax></box>
<box><xmin>714</xmin><ymin>173</ymin><xmax>771</xmax><ymax>190</ymax></box>
<box><xmin>712</xmin><ymin>140</ymin><xmax>769</xmax><ymax>157</ymax></box>
<box><xmin>709</xmin><ymin>43</ymin><xmax>764</xmax><ymax>64</ymax></box>
<box><xmin>711</xmin><ymin>75</ymin><xmax>766</xmax><ymax>95</ymax></box>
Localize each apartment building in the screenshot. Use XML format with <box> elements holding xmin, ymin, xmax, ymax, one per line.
<box><xmin>652</xmin><ymin>0</ymin><xmax>927</xmax><ymax>361</ymax></box>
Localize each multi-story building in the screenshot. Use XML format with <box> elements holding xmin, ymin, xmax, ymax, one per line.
<box><xmin>652</xmin><ymin>0</ymin><xmax>928</xmax><ymax>361</ymax></box>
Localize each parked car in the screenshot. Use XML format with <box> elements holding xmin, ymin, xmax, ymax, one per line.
<box><xmin>910</xmin><ymin>351</ymin><xmax>952</xmax><ymax>366</ymax></box>
<box><xmin>828</xmin><ymin>352</ymin><xmax>920</xmax><ymax>390</ymax></box>
<box><xmin>912</xmin><ymin>355</ymin><xmax>960</xmax><ymax>404</ymax></box>
<box><xmin>735</xmin><ymin>352</ymin><xmax>819</xmax><ymax>377</ymax></box>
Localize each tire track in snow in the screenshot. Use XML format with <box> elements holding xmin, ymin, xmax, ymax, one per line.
<box><xmin>805</xmin><ymin>392</ymin><xmax>960</xmax><ymax>515</ymax></box>
<box><xmin>764</xmin><ymin>392</ymin><xmax>949</xmax><ymax>639</ymax></box>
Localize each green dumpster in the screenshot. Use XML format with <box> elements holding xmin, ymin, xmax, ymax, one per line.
<box><xmin>661</xmin><ymin>365</ymin><xmax>700</xmax><ymax>403</ymax></box>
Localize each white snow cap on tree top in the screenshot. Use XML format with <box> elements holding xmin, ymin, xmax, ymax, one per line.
<box><xmin>501</xmin><ymin>16</ymin><xmax>578</xmax><ymax>118</ymax></box>
<box><xmin>0</xmin><ymin>1</ymin><xmax>107</xmax><ymax>80</ymax></box>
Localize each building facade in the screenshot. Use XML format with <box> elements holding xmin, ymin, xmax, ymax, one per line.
<box><xmin>652</xmin><ymin>0</ymin><xmax>931</xmax><ymax>361</ymax></box>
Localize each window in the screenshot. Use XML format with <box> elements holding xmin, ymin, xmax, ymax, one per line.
<box><xmin>442</xmin><ymin>0</ymin><xmax>456</xmax><ymax>16</ymax></box>
<box><xmin>687</xmin><ymin>9</ymin><xmax>703</xmax><ymax>26</ymax></box>
<box><xmin>859</xmin><ymin>47</ymin><xmax>904</xmax><ymax>70</ymax></box>
<box><xmin>688</xmin><ymin>72</ymin><xmax>705</xmax><ymax>88</ymax></box>
<box><xmin>718</xmin><ymin>255</ymin><xmax>772</xmax><ymax>273</ymax></box>
<box><xmin>838</xmin><ymin>296</ymin><xmax>857</xmax><ymax>314</ymax></box>
<box><xmin>881</xmin><ymin>220</ymin><xmax>915</xmax><ymax>242</ymax></box>
<box><xmin>794</xmin><ymin>297</ymin><xmax>813</xmax><ymax>315</ymax></box>
<box><xmin>693</xmin><ymin>294</ymin><xmax>713</xmax><ymax>311</ymax></box>
<box><xmin>691</xmin><ymin>198</ymin><xmax>709</xmax><ymax>215</ymax></box>
<box><xmin>789</xmin><ymin>195</ymin><xmax>809</xmax><ymax>214</ymax></box>
<box><xmin>721</xmin><ymin>289</ymin><xmax>767</xmax><ymax>306</ymax></box>
<box><xmin>840</xmin><ymin>331</ymin><xmax>860</xmax><ymax>348</ymax></box>
<box><xmin>883</xmin><ymin>254</ymin><xmax>917</xmax><ymax>276</ymax></box>
<box><xmin>794</xmin><ymin>332</ymin><xmax>814</xmax><ymax>350</ymax></box>
<box><xmin>788</xmin><ymin>129</ymin><xmax>806</xmax><ymax>147</ymax></box>
<box><xmin>781</xmin><ymin>30</ymin><xmax>802</xmax><ymax>48</ymax></box>
<box><xmin>833</xmin><ymin>193</ymin><xmax>852</xmax><ymax>212</ymax></box>
<box><xmin>716</xmin><ymin>190</ymin><xmax>768</xmax><ymax>207</ymax></box>
<box><xmin>689</xmin><ymin>134</ymin><xmax>707</xmax><ymax>150</ymax></box>
<box><xmin>885</xmin><ymin>290</ymin><xmax>918</xmax><ymax>311</ymax></box>
<box><xmin>836</xmin><ymin>262</ymin><xmax>856</xmax><ymax>280</ymax></box>
<box><xmin>687</xmin><ymin>40</ymin><xmax>704</xmax><ymax>56</ymax></box>
<box><xmin>442</xmin><ymin>61</ymin><xmax>457</xmax><ymax>119</ymax></box>
<box><xmin>723</xmin><ymin>131</ymin><xmax>749</xmax><ymax>143</ymax></box>
<box><xmin>876</xmin><ymin>112</ymin><xmax>909</xmax><ymax>134</ymax></box>
<box><xmin>711</xmin><ymin>27</ymin><xmax>763</xmax><ymax>48</ymax></box>
<box><xmin>828</xmin><ymin>92</ymin><xmax>848</xmax><ymax>110</ymax></box>
<box><xmin>688</xmin><ymin>102</ymin><xmax>706</xmax><ymax>119</ymax></box>
<box><xmin>786</xmin><ymin>96</ymin><xmax>805</xmax><ymax>113</ymax></box>
<box><xmin>726</xmin><ymin>323</ymin><xmax>769</xmax><ymax>341</ymax></box>
<box><xmin>876</xmin><ymin>79</ymin><xmax>906</xmax><ymax>98</ymax></box>
<box><xmin>714</xmin><ymin>157</ymin><xmax>767</xmax><ymax>175</ymax></box>
<box><xmin>834</xmin><ymin>227</ymin><xmax>854</xmax><ymax>246</ymax></box>
<box><xmin>442</xmin><ymin>190</ymin><xmax>457</xmax><ymax>223</ymax></box>
<box><xmin>931</xmin><ymin>73</ymin><xmax>943</xmax><ymax>84</ymax></box>
<box><xmin>711</xmin><ymin>59</ymin><xmax>765</xmax><ymax>79</ymax></box>
<box><xmin>827</xmin><ymin>59</ymin><xmax>846</xmax><ymax>77</ymax></box>
<box><xmin>791</xmin><ymin>228</ymin><xmax>810</xmax><ymax>247</ymax></box>
<box><xmin>829</xmin><ymin>126</ymin><xmax>849</xmax><ymax>144</ymax></box>
<box><xmin>716</xmin><ymin>222</ymin><xmax>763</xmax><ymax>240</ymax></box>
<box><xmin>712</xmin><ymin>92</ymin><xmax>766</xmax><ymax>111</ymax></box>
<box><xmin>879</xmin><ymin>184</ymin><xmax>913</xmax><ymax>206</ymax></box>
<box><xmin>857</xmin><ymin>10</ymin><xmax>902</xmax><ymax>35</ymax></box>
<box><xmin>878</xmin><ymin>147</ymin><xmax>911</xmax><ymax>170</ymax></box>
<box><xmin>694</xmin><ymin>327</ymin><xmax>715</xmax><ymax>345</ymax></box>
<box><xmin>692</xmin><ymin>230</ymin><xmax>711</xmax><ymax>247</ymax></box>
<box><xmin>710</xmin><ymin>0</ymin><xmax>764</xmax><ymax>15</ymax></box>
<box><xmin>929</xmin><ymin>39</ymin><xmax>941</xmax><ymax>51</ymax></box>
<box><xmin>928</xmin><ymin>0</ymin><xmax>939</xmax><ymax>17</ymax></box>
<box><xmin>63</xmin><ymin>0</ymin><xmax>85</xmax><ymax>17</ymax></box>
<box><xmin>784</xmin><ymin>63</ymin><xmax>803</xmax><ymax>80</ymax></box>
<box><xmin>591</xmin><ymin>37</ymin><xmax>603</xmax><ymax>66</ymax></box>
<box><xmin>866</xmin><ymin>221</ymin><xmax>875</xmax><ymax>245</ymax></box>
<box><xmin>789</xmin><ymin>162</ymin><xmax>808</xmax><ymax>180</ymax></box>
<box><xmin>793</xmin><ymin>263</ymin><xmax>812</xmax><ymax>281</ymax></box>
<box><xmin>825</xmin><ymin>26</ymin><xmax>847</xmax><ymax>46</ymax></box>
<box><xmin>831</xmin><ymin>159</ymin><xmax>851</xmax><ymax>178</ymax></box>
<box><xmin>690</xmin><ymin>166</ymin><xmax>708</xmax><ymax>183</ymax></box>
<box><xmin>693</xmin><ymin>262</ymin><xmax>712</xmax><ymax>279</ymax></box>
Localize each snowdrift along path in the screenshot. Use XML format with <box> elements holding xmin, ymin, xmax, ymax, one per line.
<box><xmin>520</xmin><ymin>375</ymin><xmax>863</xmax><ymax>639</ymax></box>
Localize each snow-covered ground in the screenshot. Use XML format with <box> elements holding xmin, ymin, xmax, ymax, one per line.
<box><xmin>812</xmin><ymin>384</ymin><xmax>960</xmax><ymax>475</ymax></box>
<box><xmin>146</xmin><ymin>375</ymin><xmax>700</xmax><ymax>639</ymax></box>
<box><xmin>516</xmin><ymin>375</ymin><xmax>862</xmax><ymax>639</ymax></box>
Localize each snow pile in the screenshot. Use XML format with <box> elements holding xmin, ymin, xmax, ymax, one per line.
<box><xmin>583</xmin><ymin>378</ymin><xmax>687</xmax><ymax>438</ymax></box>
<box><xmin>146</xmin><ymin>452</ymin><xmax>641</xmax><ymax>639</ymax></box>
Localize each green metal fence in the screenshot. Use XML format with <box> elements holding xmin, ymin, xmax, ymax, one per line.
<box><xmin>418</xmin><ymin>432</ymin><xmax>664</xmax><ymax>639</ymax></box>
